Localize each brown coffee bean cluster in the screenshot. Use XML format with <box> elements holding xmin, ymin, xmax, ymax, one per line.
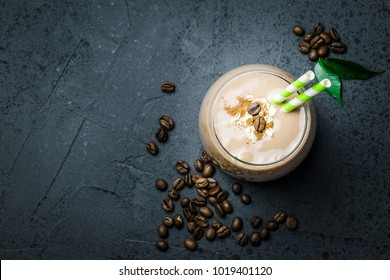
<box><xmin>146</xmin><ymin>115</ymin><xmax>175</xmax><ymax>155</ymax></box>
<box><xmin>293</xmin><ymin>23</ymin><xmax>347</xmax><ymax>61</ymax></box>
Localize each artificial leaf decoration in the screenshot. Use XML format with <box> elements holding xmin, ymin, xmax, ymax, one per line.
<box><xmin>314</xmin><ymin>59</ymin><xmax>343</xmax><ymax>106</ymax></box>
<box><xmin>321</xmin><ymin>58</ymin><xmax>381</xmax><ymax>80</ymax></box>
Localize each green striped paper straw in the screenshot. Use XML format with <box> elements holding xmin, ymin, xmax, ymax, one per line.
<box><xmin>272</xmin><ymin>70</ymin><xmax>315</xmax><ymax>105</ymax></box>
<box><xmin>282</xmin><ymin>79</ymin><xmax>331</xmax><ymax>112</ymax></box>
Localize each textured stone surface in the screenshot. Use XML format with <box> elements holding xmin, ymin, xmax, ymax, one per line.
<box><xmin>0</xmin><ymin>0</ymin><xmax>389</xmax><ymax>259</ymax></box>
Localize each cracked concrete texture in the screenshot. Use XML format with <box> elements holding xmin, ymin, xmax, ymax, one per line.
<box><xmin>0</xmin><ymin>0</ymin><xmax>389</xmax><ymax>259</ymax></box>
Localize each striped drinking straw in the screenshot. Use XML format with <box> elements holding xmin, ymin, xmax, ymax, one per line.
<box><xmin>282</xmin><ymin>79</ymin><xmax>332</xmax><ymax>112</ymax></box>
<box><xmin>271</xmin><ymin>70</ymin><xmax>315</xmax><ymax>105</ymax></box>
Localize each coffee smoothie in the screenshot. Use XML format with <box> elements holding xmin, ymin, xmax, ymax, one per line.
<box><xmin>199</xmin><ymin>65</ymin><xmax>316</xmax><ymax>182</ymax></box>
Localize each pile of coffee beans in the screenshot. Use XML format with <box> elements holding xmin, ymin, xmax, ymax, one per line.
<box><xmin>293</xmin><ymin>23</ymin><xmax>347</xmax><ymax>61</ymax></box>
<box><xmin>146</xmin><ymin>115</ymin><xmax>175</xmax><ymax>155</ymax></box>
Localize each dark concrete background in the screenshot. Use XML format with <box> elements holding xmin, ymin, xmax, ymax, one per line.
<box><xmin>0</xmin><ymin>0</ymin><xmax>389</xmax><ymax>259</ymax></box>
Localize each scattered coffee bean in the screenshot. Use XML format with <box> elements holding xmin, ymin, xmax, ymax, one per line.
<box><xmin>161</xmin><ymin>81</ymin><xmax>175</xmax><ymax>93</ymax></box>
<box><xmin>173</xmin><ymin>214</ymin><xmax>184</xmax><ymax>229</ymax></box>
<box><xmin>176</xmin><ymin>160</ymin><xmax>189</xmax><ymax>175</ymax></box>
<box><xmin>200</xmin><ymin>151</ymin><xmax>212</xmax><ymax>164</ymax></box>
<box><xmin>274</xmin><ymin>211</ymin><xmax>287</xmax><ymax>223</ymax></box>
<box><xmin>308</xmin><ymin>49</ymin><xmax>319</xmax><ymax>61</ymax></box>
<box><xmin>172</xmin><ymin>178</ymin><xmax>185</xmax><ymax>191</ymax></box>
<box><xmin>310</xmin><ymin>35</ymin><xmax>324</xmax><ymax>49</ymax></box>
<box><xmin>231</xmin><ymin>182</ymin><xmax>242</xmax><ymax>195</ymax></box>
<box><xmin>161</xmin><ymin>198</ymin><xmax>174</xmax><ymax>212</ymax></box>
<box><xmin>202</xmin><ymin>163</ymin><xmax>215</xmax><ymax>178</ymax></box>
<box><xmin>159</xmin><ymin>116</ymin><xmax>174</xmax><ymax>131</ymax></box>
<box><xmin>187</xmin><ymin>221</ymin><xmax>197</xmax><ymax>233</ymax></box>
<box><xmin>156</xmin><ymin>240</ymin><xmax>169</xmax><ymax>251</ymax></box>
<box><xmin>221</xmin><ymin>200</ymin><xmax>233</xmax><ymax>214</ymax></box>
<box><xmin>253</xmin><ymin>116</ymin><xmax>266</xmax><ymax>132</ymax></box>
<box><xmin>193</xmin><ymin>227</ymin><xmax>204</xmax><ymax>240</ymax></box>
<box><xmin>249</xmin><ymin>231</ymin><xmax>261</xmax><ymax>246</ymax></box>
<box><xmin>157</xmin><ymin>223</ymin><xmax>169</xmax><ymax>238</ymax></box>
<box><xmin>195</xmin><ymin>215</ymin><xmax>209</xmax><ymax>228</ymax></box>
<box><xmin>216</xmin><ymin>190</ymin><xmax>229</xmax><ymax>202</ymax></box>
<box><xmin>247</xmin><ymin>102</ymin><xmax>261</xmax><ymax>116</ymax></box>
<box><xmin>330</xmin><ymin>42</ymin><xmax>346</xmax><ymax>53</ymax></box>
<box><xmin>184</xmin><ymin>238</ymin><xmax>198</xmax><ymax>251</ymax></box>
<box><xmin>286</xmin><ymin>215</ymin><xmax>299</xmax><ymax>230</ymax></box>
<box><xmin>317</xmin><ymin>45</ymin><xmax>329</xmax><ymax>57</ymax></box>
<box><xmin>209</xmin><ymin>185</ymin><xmax>221</xmax><ymax>197</ymax></box>
<box><xmin>189</xmin><ymin>201</ymin><xmax>198</xmax><ymax>214</ymax></box>
<box><xmin>184</xmin><ymin>174</ymin><xmax>194</xmax><ymax>187</ymax></box>
<box><xmin>266</xmin><ymin>220</ymin><xmax>279</xmax><ymax>231</ymax></box>
<box><xmin>191</xmin><ymin>174</ymin><xmax>202</xmax><ymax>185</ymax></box>
<box><xmin>193</xmin><ymin>196</ymin><xmax>207</xmax><ymax>207</ymax></box>
<box><xmin>205</xmin><ymin>228</ymin><xmax>216</xmax><ymax>241</ymax></box>
<box><xmin>146</xmin><ymin>142</ymin><xmax>158</xmax><ymax>155</ymax></box>
<box><xmin>211</xmin><ymin>220</ymin><xmax>223</xmax><ymax>230</ymax></box>
<box><xmin>163</xmin><ymin>216</ymin><xmax>174</xmax><ymax>227</ymax></box>
<box><xmin>181</xmin><ymin>197</ymin><xmax>190</xmax><ymax>208</ymax></box>
<box><xmin>217</xmin><ymin>226</ymin><xmax>230</xmax><ymax>238</ymax></box>
<box><xmin>304</xmin><ymin>32</ymin><xmax>315</xmax><ymax>42</ymax></box>
<box><xmin>207</xmin><ymin>178</ymin><xmax>217</xmax><ymax>188</ymax></box>
<box><xmin>195</xmin><ymin>178</ymin><xmax>209</xmax><ymax>189</ymax></box>
<box><xmin>236</xmin><ymin>232</ymin><xmax>249</xmax><ymax>246</ymax></box>
<box><xmin>259</xmin><ymin>227</ymin><xmax>270</xmax><ymax>240</ymax></box>
<box><xmin>155</xmin><ymin>127</ymin><xmax>168</xmax><ymax>143</ymax></box>
<box><xmin>314</xmin><ymin>22</ymin><xmax>324</xmax><ymax>34</ymax></box>
<box><xmin>199</xmin><ymin>206</ymin><xmax>213</xmax><ymax>218</ymax></box>
<box><xmin>319</xmin><ymin>32</ymin><xmax>332</xmax><ymax>45</ymax></box>
<box><xmin>240</xmin><ymin>194</ymin><xmax>251</xmax><ymax>205</ymax></box>
<box><xmin>298</xmin><ymin>41</ymin><xmax>311</xmax><ymax>54</ymax></box>
<box><xmin>183</xmin><ymin>207</ymin><xmax>195</xmax><ymax>221</ymax></box>
<box><xmin>293</xmin><ymin>24</ymin><xmax>304</xmax><ymax>36</ymax></box>
<box><xmin>197</xmin><ymin>188</ymin><xmax>209</xmax><ymax>198</ymax></box>
<box><xmin>214</xmin><ymin>203</ymin><xmax>225</xmax><ymax>218</ymax></box>
<box><xmin>155</xmin><ymin>179</ymin><xmax>168</xmax><ymax>191</ymax></box>
<box><xmin>208</xmin><ymin>196</ymin><xmax>217</xmax><ymax>206</ymax></box>
<box><xmin>329</xmin><ymin>27</ymin><xmax>340</xmax><ymax>41</ymax></box>
<box><xmin>250</xmin><ymin>216</ymin><xmax>262</xmax><ymax>229</ymax></box>
<box><xmin>231</xmin><ymin>217</ymin><xmax>243</xmax><ymax>232</ymax></box>
<box><xmin>194</xmin><ymin>160</ymin><xmax>204</xmax><ymax>172</ymax></box>
<box><xmin>168</xmin><ymin>189</ymin><xmax>180</xmax><ymax>200</ymax></box>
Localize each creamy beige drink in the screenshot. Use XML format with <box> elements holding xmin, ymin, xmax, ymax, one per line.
<box><xmin>199</xmin><ymin>65</ymin><xmax>316</xmax><ymax>182</ymax></box>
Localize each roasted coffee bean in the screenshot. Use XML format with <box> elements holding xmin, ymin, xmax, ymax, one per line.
<box><xmin>211</xmin><ymin>220</ymin><xmax>223</xmax><ymax>230</ymax></box>
<box><xmin>217</xmin><ymin>226</ymin><xmax>230</xmax><ymax>238</ymax></box>
<box><xmin>236</xmin><ymin>232</ymin><xmax>249</xmax><ymax>246</ymax></box>
<box><xmin>231</xmin><ymin>217</ymin><xmax>243</xmax><ymax>232</ymax></box>
<box><xmin>161</xmin><ymin>199</ymin><xmax>174</xmax><ymax>212</ymax></box>
<box><xmin>161</xmin><ymin>81</ymin><xmax>175</xmax><ymax>93</ymax></box>
<box><xmin>146</xmin><ymin>142</ymin><xmax>158</xmax><ymax>155</ymax></box>
<box><xmin>205</xmin><ymin>228</ymin><xmax>216</xmax><ymax>241</ymax></box>
<box><xmin>209</xmin><ymin>185</ymin><xmax>221</xmax><ymax>197</ymax></box>
<box><xmin>240</xmin><ymin>194</ymin><xmax>251</xmax><ymax>205</ymax></box>
<box><xmin>184</xmin><ymin>238</ymin><xmax>198</xmax><ymax>251</ymax></box>
<box><xmin>259</xmin><ymin>227</ymin><xmax>270</xmax><ymax>240</ymax></box>
<box><xmin>193</xmin><ymin>196</ymin><xmax>207</xmax><ymax>207</ymax></box>
<box><xmin>310</xmin><ymin>35</ymin><xmax>324</xmax><ymax>49</ymax></box>
<box><xmin>266</xmin><ymin>220</ymin><xmax>279</xmax><ymax>231</ymax></box>
<box><xmin>217</xmin><ymin>190</ymin><xmax>229</xmax><ymax>202</ymax></box>
<box><xmin>249</xmin><ymin>231</ymin><xmax>261</xmax><ymax>246</ymax></box>
<box><xmin>274</xmin><ymin>211</ymin><xmax>287</xmax><ymax>223</ymax></box>
<box><xmin>329</xmin><ymin>27</ymin><xmax>340</xmax><ymax>41</ymax></box>
<box><xmin>191</xmin><ymin>174</ymin><xmax>202</xmax><ymax>184</ymax></box>
<box><xmin>293</xmin><ymin>24</ymin><xmax>304</xmax><ymax>36</ymax></box>
<box><xmin>199</xmin><ymin>206</ymin><xmax>213</xmax><ymax>218</ymax></box>
<box><xmin>207</xmin><ymin>178</ymin><xmax>217</xmax><ymax>189</ymax></box>
<box><xmin>192</xmin><ymin>227</ymin><xmax>204</xmax><ymax>240</ymax></box>
<box><xmin>194</xmin><ymin>160</ymin><xmax>204</xmax><ymax>172</ymax></box>
<box><xmin>298</xmin><ymin>41</ymin><xmax>311</xmax><ymax>54</ymax></box>
<box><xmin>286</xmin><ymin>215</ymin><xmax>299</xmax><ymax>230</ymax></box>
<box><xmin>157</xmin><ymin>223</ymin><xmax>169</xmax><ymax>238</ymax></box>
<box><xmin>253</xmin><ymin>116</ymin><xmax>266</xmax><ymax>132</ymax></box>
<box><xmin>163</xmin><ymin>216</ymin><xmax>173</xmax><ymax>227</ymax></box>
<box><xmin>184</xmin><ymin>174</ymin><xmax>194</xmax><ymax>187</ymax></box>
<box><xmin>187</xmin><ymin>221</ymin><xmax>197</xmax><ymax>233</ymax></box>
<box><xmin>231</xmin><ymin>182</ymin><xmax>242</xmax><ymax>195</ymax></box>
<box><xmin>330</xmin><ymin>42</ymin><xmax>346</xmax><ymax>53</ymax></box>
<box><xmin>197</xmin><ymin>188</ymin><xmax>209</xmax><ymax>198</ymax></box>
<box><xmin>159</xmin><ymin>116</ymin><xmax>174</xmax><ymax>131</ymax></box>
<box><xmin>314</xmin><ymin>22</ymin><xmax>324</xmax><ymax>34</ymax></box>
<box><xmin>155</xmin><ymin>179</ymin><xmax>168</xmax><ymax>191</ymax></box>
<box><xmin>250</xmin><ymin>216</ymin><xmax>262</xmax><ymax>229</ymax></box>
<box><xmin>176</xmin><ymin>160</ymin><xmax>189</xmax><ymax>175</ymax></box>
<box><xmin>189</xmin><ymin>201</ymin><xmax>198</xmax><ymax>214</ymax></box>
<box><xmin>181</xmin><ymin>197</ymin><xmax>190</xmax><ymax>208</ymax></box>
<box><xmin>317</xmin><ymin>45</ymin><xmax>329</xmax><ymax>57</ymax></box>
<box><xmin>183</xmin><ymin>207</ymin><xmax>195</xmax><ymax>221</ymax></box>
<box><xmin>214</xmin><ymin>203</ymin><xmax>225</xmax><ymax>217</ymax></box>
<box><xmin>195</xmin><ymin>178</ymin><xmax>209</xmax><ymax>189</ymax></box>
<box><xmin>208</xmin><ymin>196</ymin><xmax>217</xmax><ymax>206</ymax></box>
<box><xmin>200</xmin><ymin>151</ymin><xmax>212</xmax><ymax>164</ymax></box>
<box><xmin>221</xmin><ymin>200</ymin><xmax>233</xmax><ymax>214</ymax></box>
<box><xmin>202</xmin><ymin>163</ymin><xmax>215</xmax><ymax>178</ymax></box>
<box><xmin>308</xmin><ymin>49</ymin><xmax>319</xmax><ymax>61</ymax></box>
<box><xmin>173</xmin><ymin>214</ymin><xmax>184</xmax><ymax>229</ymax></box>
<box><xmin>172</xmin><ymin>178</ymin><xmax>185</xmax><ymax>191</ymax></box>
<box><xmin>155</xmin><ymin>127</ymin><xmax>168</xmax><ymax>142</ymax></box>
<box><xmin>304</xmin><ymin>32</ymin><xmax>315</xmax><ymax>42</ymax></box>
<box><xmin>168</xmin><ymin>189</ymin><xmax>180</xmax><ymax>200</ymax></box>
<box><xmin>195</xmin><ymin>215</ymin><xmax>209</xmax><ymax>228</ymax></box>
<box><xmin>247</xmin><ymin>102</ymin><xmax>261</xmax><ymax>115</ymax></box>
<box><xmin>319</xmin><ymin>32</ymin><xmax>332</xmax><ymax>45</ymax></box>
<box><xmin>156</xmin><ymin>240</ymin><xmax>169</xmax><ymax>251</ymax></box>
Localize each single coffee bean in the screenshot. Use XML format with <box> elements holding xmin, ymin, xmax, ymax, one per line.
<box><xmin>195</xmin><ymin>215</ymin><xmax>209</xmax><ymax>228</ymax></box>
<box><xmin>247</xmin><ymin>102</ymin><xmax>261</xmax><ymax>115</ymax></box>
<box><xmin>187</xmin><ymin>221</ymin><xmax>197</xmax><ymax>233</ymax></box>
<box><xmin>146</xmin><ymin>142</ymin><xmax>158</xmax><ymax>155</ymax></box>
<box><xmin>221</xmin><ymin>200</ymin><xmax>233</xmax><ymax>214</ymax></box>
<box><xmin>168</xmin><ymin>189</ymin><xmax>180</xmax><ymax>200</ymax></box>
<box><xmin>236</xmin><ymin>232</ymin><xmax>249</xmax><ymax>246</ymax></box>
<box><xmin>303</xmin><ymin>32</ymin><xmax>315</xmax><ymax>42</ymax></box>
<box><xmin>317</xmin><ymin>45</ymin><xmax>329</xmax><ymax>57</ymax></box>
<box><xmin>193</xmin><ymin>196</ymin><xmax>207</xmax><ymax>207</ymax></box>
<box><xmin>155</xmin><ymin>179</ymin><xmax>168</xmax><ymax>191</ymax></box>
<box><xmin>181</xmin><ymin>197</ymin><xmax>190</xmax><ymax>208</ymax></box>
<box><xmin>308</xmin><ymin>49</ymin><xmax>319</xmax><ymax>61</ymax></box>
<box><xmin>156</xmin><ymin>240</ymin><xmax>169</xmax><ymax>251</ymax></box>
<box><xmin>310</xmin><ymin>35</ymin><xmax>324</xmax><ymax>49</ymax></box>
<box><xmin>199</xmin><ymin>206</ymin><xmax>213</xmax><ymax>218</ymax></box>
<box><xmin>155</xmin><ymin>127</ymin><xmax>168</xmax><ymax>142</ymax></box>
<box><xmin>202</xmin><ymin>163</ymin><xmax>215</xmax><ymax>178</ymax></box>
<box><xmin>231</xmin><ymin>217</ymin><xmax>243</xmax><ymax>232</ymax></box>
<box><xmin>249</xmin><ymin>231</ymin><xmax>261</xmax><ymax>246</ymax></box>
<box><xmin>208</xmin><ymin>196</ymin><xmax>217</xmax><ymax>206</ymax></box>
<box><xmin>298</xmin><ymin>41</ymin><xmax>311</xmax><ymax>54</ymax></box>
<box><xmin>183</xmin><ymin>207</ymin><xmax>195</xmax><ymax>221</ymax></box>
<box><xmin>195</xmin><ymin>178</ymin><xmax>209</xmax><ymax>189</ymax></box>
<box><xmin>189</xmin><ymin>201</ymin><xmax>198</xmax><ymax>214</ymax></box>
<box><xmin>176</xmin><ymin>160</ymin><xmax>189</xmax><ymax>175</ymax></box>
<box><xmin>231</xmin><ymin>182</ymin><xmax>242</xmax><ymax>195</ymax></box>
<box><xmin>207</xmin><ymin>178</ymin><xmax>217</xmax><ymax>189</ymax></box>
<box><xmin>250</xmin><ymin>216</ymin><xmax>262</xmax><ymax>229</ymax></box>
<box><xmin>161</xmin><ymin>199</ymin><xmax>174</xmax><ymax>212</ymax></box>
<box><xmin>211</xmin><ymin>220</ymin><xmax>223</xmax><ymax>230</ymax></box>
<box><xmin>209</xmin><ymin>185</ymin><xmax>221</xmax><ymax>197</ymax></box>
<box><xmin>197</xmin><ymin>188</ymin><xmax>209</xmax><ymax>198</ymax></box>
<box><xmin>217</xmin><ymin>226</ymin><xmax>231</xmax><ymax>238</ymax></box>
<box><xmin>253</xmin><ymin>116</ymin><xmax>266</xmax><ymax>132</ymax></box>
<box><xmin>200</xmin><ymin>151</ymin><xmax>212</xmax><ymax>164</ymax></box>
<box><xmin>286</xmin><ymin>215</ymin><xmax>299</xmax><ymax>230</ymax></box>
<box><xmin>205</xmin><ymin>227</ymin><xmax>216</xmax><ymax>241</ymax></box>
<box><xmin>274</xmin><ymin>211</ymin><xmax>287</xmax><ymax>223</ymax></box>
<box><xmin>214</xmin><ymin>203</ymin><xmax>225</xmax><ymax>217</ymax></box>
<box><xmin>184</xmin><ymin>174</ymin><xmax>194</xmax><ymax>187</ymax></box>
<box><xmin>319</xmin><ymin>32</ymin><xmax>332</xmax><ymax>45</ymax></box>
<box><xmin>157</xmin><ymin>223</ymin><xmax>169</xmax><ymax>238</ymax></box>
<box><xmin>293</xmin><ymin>24</ymin><xmax>304</xmax><ymax>36</ymax></box>
<box><xmin>329</xmin><ymin>27</ymin><xmax>340</xmax><ymax>41</ymax></box>
<box><xmin>216</xmin><ymin>190</ymin><xmax>229</xmax><ymax>202</ymax></box>
<box><xmin>163</xmin><ymin>216</ymin><xmax>173</xmax><ymax>227</ymax></box>
<box><xmin>330</xmin><ymin>42</ymin><xmax>346</xmax><ymax>53</ymax></box>
<box><xmin>184</xmin><ymin>238</ymin><xmax>198</xmax><ymax>251</ymax></box>
<box><xmin>240</xmin><ymin>194</ymin><xmax>251</xmax><ymax>205</ymax></box>
<box><xmin>192</xmin><ymin>227</ymin><xmax>204</xmax><ymax>240</ymax></box>
<box><xmin>161</xmin><ymin>81</ymin><xmax>175</xmax><ymax>93</ymax></box>
<box><xmin>266</xmin><ymin>220</ymin><xmax>279</xmax><ymax>231</ymax></box>
<box><xmin>172</xmin><ymin>178</ymin><xmax>185</xmax><ymax>191</ymax></box>
<box><xmin>259</xmin><ymin>227</ymin><xmax>270</xmax><ymax>240</ymax></box>
<box><xmin>173</xmin><ymin>214</ymin><xmax>184</xmax><ymax>229</ymax></box>
<box><xmin>159</xmin><ymin>116</ymin><xmax>174</xmax><ymax>131</ymax></box>
<box><xmin>314</xmin><ymin>22</ymin><xmax>324</xmax><ymax>34</ymax></box>
<box><xmin>191</xmin><ymin>174</ymin><xmax>202</xmax><ymax>184</ymax></box>
<box><xmin>194</xmin><ymin>160</ymin><xmax>204</xmax><ymax>172</ymax></box>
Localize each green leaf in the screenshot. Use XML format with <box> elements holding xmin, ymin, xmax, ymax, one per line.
<box><xmin>321</xmin><ymin>58</ymin><xmax>381</xmax><ymax>80</ymax></box>
<box><xmin>314</xmin><ymin>59</ymin><xmax>343</xmax><ymax>106</ymax></box>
